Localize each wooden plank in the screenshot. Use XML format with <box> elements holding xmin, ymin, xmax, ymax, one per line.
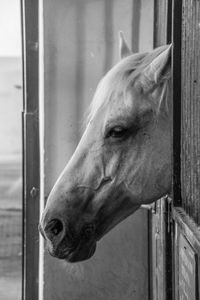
<box><xmin>181</xmin><ymin>0</ymin><xmax>200</xmax><ymax>224</ymax></box>
<box><xmin>173</xmin><ymin>207</ymin><xmax>200</xmax><ymax>299</ymax></box>
<box><xmin>179</xmin><ymin>234</ymin><xmax>197</xmax><ymax>300</ymax></box>
<box><xmin>172</xmin><ymin>2</ymin><xmax>200</xmax><ymax>300</ymax></box>
<box><xmin>149</xmin><ymin>199</ymin><xmax>167</xmax><ymax>300</ymax></box>
<box><xmin>173</xmin><ymin>208</ymin><xmax>200</xmax><ymax>255</ymax></box>
<box><xmin>21</xmin><ymin>0</ymin><xmax>40</xmax><ymax>299</ymax></box>
<box><xmin>196</xmin><ymin>0</ymin><xmax>200</xmax><ymax>223</ymax></box>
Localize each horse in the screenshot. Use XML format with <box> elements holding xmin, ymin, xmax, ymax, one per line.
<box><xmin>39</xmin><ymin>32</ymin><xmax>172</xmax><ymax>263</ymax></box>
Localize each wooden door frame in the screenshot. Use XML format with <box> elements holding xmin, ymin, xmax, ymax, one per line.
<box><xmin>149</xmin><ymin>1</ymin><xmax>173</xmax><ymax>300</ymax></box>
<box><xmin>171</xmin><ymin>1</ymin><xmax>200</xmax><ymax>299</ymax></box>
<box><xmin>21</xmin><ymin>0</ymin><xmax>40</xmax><ymax>299</ymax></box>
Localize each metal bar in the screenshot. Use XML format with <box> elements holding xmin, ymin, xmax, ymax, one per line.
<box><xmin>172</xmin><ymin>0</ymin><xmax>182</xmax><ymax>206</ymax></box>
<box><xmin>21</xmin><ymin>0</ymin><xmax>39</xmax><ymax>114</ymax></box>
<box><xmin>167</xmin><ymin>0</ymin><xmax>172</xmax><ymax>44</ymax></box>
<box><xmin>21</xmin><ymin>0</ymin><xmax>40</xmax><ymax>299</ymax></box>
<box><xmin>23</xmin><ymin>112</ymin><xmax>40</xmax><ymax>300</ymax></box>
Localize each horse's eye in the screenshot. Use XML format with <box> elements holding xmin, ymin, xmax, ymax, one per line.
<box><xmin>106</xmin><ymin>126</ymin><xmax>128</xmax><ymax>139</ymax></box>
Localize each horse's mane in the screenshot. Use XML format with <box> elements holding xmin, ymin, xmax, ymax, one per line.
<box><xmin>87</xmin><ymin>45</ymin><xmax>170</xmax><ymax>123</ymax></box>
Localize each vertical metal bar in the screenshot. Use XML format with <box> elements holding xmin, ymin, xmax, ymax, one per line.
<box><xmin>167</xmin><ymin>0</ymin><xmax>172</xmax><ymax>43</ymax></box>
<box><xmin>20</xmin><ymin>1</ymin><xmax>26</xmax><ymax>298</ymax></box>
<box><xmin>172</xmin><ymin>0</ymin><xmax>182</xmax><ymax>206</ymax></box>
<box><xmin>181</xmin><ymin>0</ymin><xmax>186</xmax><ymax>213</ymax></box>
<box><xmin>21</xmin><ymin>113</ymin><xmax>25</xmax><ymax>300</ymax></box>
<box><xmin>21</xmin><ymin>0</ymin><xmax>40</xmax><ymax>299</ymax></box>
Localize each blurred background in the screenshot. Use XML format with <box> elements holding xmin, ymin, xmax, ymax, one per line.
<box><xmin>0</xmin><ymin>1</ymin><xmax>22</xmax><ymax>300</ymax></box>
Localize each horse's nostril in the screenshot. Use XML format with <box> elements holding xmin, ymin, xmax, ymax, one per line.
<box><xmin>45</xmin><ymin>219</ymin><xmax>64</xmax><ymax>237</ymax></box>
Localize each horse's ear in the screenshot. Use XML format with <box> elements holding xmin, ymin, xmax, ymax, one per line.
<box><xmin>141</xmin><ymin>44</ymin><xmax>172</xmax><ymax>92</ymax></box>
<box><xmin>119</xmin><ymin>31</ymin><xmax>132</xmax><ymax>59</ymax></box>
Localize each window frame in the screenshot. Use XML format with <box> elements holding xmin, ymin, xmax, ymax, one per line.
<box><xmin>21</xmin><ymin>0</ymin><xmax>40</xmax><ymax>299</ymax></box>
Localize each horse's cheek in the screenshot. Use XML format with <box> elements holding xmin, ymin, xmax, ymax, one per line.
<box><xmin>104</xmin><ymin>151</ymin><xmax>121</xmax><ymax>177</ymax></box>
<box><xmin>155</xmin><ymin>162</ymin><xmax>172</xmax><ymax>193</ymax></box>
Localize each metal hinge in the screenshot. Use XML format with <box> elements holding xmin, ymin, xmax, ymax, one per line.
<box><xmin>166</xmin><ymin>196</ymin><xmax>172</xmax><ymax>233</ymax></box>
<box><xmin>141</xmin><ymin>202</ymin><xmax>156</xmax><ymax>214</ymax></box>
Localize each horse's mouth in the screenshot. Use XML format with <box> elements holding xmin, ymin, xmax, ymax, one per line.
<box><xmin>66</xmin><ymin>241</ymin><xmax>97</xmax><ymax>262</ymax></box>
<box><xmin>47</xmin><ymin>239</ymin><xmax>97</xmax><ymax>263</ymax></box>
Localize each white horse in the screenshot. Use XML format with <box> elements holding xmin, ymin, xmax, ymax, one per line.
<box><xmin>39</xmin><ymin>33</ymin><xmax>172</xmax><ymax>262</ymax></box>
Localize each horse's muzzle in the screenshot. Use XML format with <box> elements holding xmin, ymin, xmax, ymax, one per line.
<box><xmin>39</xmin><ymin>218</ymin><xmax>97</xmax><ymax>262</ymax></box>
<box><xmin>46</xmin><ymin>236</ymin><xmax>97</xmax><ymax>263</ymax></box>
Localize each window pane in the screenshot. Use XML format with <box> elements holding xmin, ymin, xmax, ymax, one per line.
<box><xmin>0</xmin><ymin>2</ymin><xmax>22</xmax><ymax>299</ymax></box>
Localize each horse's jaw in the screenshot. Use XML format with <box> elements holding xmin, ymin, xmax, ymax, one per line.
<box><xmin>95</xmin><ymin>205</ymin><xmax>141</xmax><ymax>242</ymax></box>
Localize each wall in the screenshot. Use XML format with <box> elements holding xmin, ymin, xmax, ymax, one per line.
<box><xmin>43</xmin><ymin>0</ymin><xmax>153</xmax><ymax>299</ymax></box>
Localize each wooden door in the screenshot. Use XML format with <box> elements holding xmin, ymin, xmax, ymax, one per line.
<box><xmin>152</xmin><ymin>1</ymin><xmax>200</xmax><ymax>299</ymax></box>
<box><xmin>172</xmin><ymin>0</ymin><xmax>200</xmax><ymax>299</ymax></box>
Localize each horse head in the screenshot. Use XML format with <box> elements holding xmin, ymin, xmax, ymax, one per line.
<box><xmin>39</xmin><ymin>33</ymin><xmax>172</xmax><ymax>262</ymax></box>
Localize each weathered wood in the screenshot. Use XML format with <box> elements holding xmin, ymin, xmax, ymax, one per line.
<box><xmin>181</xmin><ymin>0</ymin><xmax>200</xmax><ymax>224</ymax></box>
<box><xmin>173</xmin><ymin>207</ymin><xmax>200</xmax><ymax>300</ymax></box>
